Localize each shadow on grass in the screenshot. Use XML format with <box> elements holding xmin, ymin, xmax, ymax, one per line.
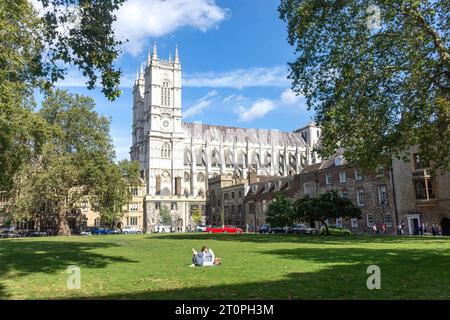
<box><xmin>0</xmin><ymin>239</ymin><xmax>137</xmax><ymax>299</ymax></box>
<box><xmin>149</xmin><ymin>233</ymin><xmax>450</xmax><ymax>245</ymax></box>
<box><xmin>67</xmin><ymin>246</ymin><xmax>449</xmax><ymax>300</ymax></box>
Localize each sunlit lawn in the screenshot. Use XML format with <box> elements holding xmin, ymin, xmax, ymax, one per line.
<box><xmin>0</xmin><ymin>233</ymin><xmax>449</xmax><ymax>299</ymax></box>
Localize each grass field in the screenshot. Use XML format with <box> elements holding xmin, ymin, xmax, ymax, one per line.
<box><xmin>0</xmin><ymin>234</ymin><xmax>449</xmax><ymax>300</ymax></box>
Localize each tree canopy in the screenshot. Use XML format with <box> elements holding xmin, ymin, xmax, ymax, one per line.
<box><xmin>279</xmin><ymin>0</ymin><xmax>449</xmax><ymax>171</ymax></box>
<box><xmin>0</xmin><ymin>0</ymin><xmax>125</xmax><ymax>192</ymax></box>
<box><xmin>266</xmin><ymin>194</ymin><xmax>296</xmax><ymax>227</ymax></box>
<box><xmin>5</xmin><ymin>90</ymin><xmax>139</xmax><ymax>235</ymax></box>
<box><xmin>295</xmin><ymin>191</ymin><xmax>362</xmax><ymax>235</ymax></box>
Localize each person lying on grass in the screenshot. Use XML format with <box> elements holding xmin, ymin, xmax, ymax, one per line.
<box><xmin>189</xmin><ymin>245</ymin><xmax>222</xmax><ymax>267</ymax></box>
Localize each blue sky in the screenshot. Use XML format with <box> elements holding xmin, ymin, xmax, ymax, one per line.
<box><xmin>46</xmin><ymin>0</ymin><xmax>314</xmax><ymax>160</ymax></box>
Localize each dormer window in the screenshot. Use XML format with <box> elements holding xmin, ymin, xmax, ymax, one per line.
<box><xmin>264</xmin><ymin>182</ymin><xmax>271</xmax><ymax>192</ymax></box>
<box><xmin>335</xmin><ymin>156</ymin><xmax>343</xmax><ymax>166</ymax></box>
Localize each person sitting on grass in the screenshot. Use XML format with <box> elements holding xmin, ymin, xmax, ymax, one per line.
<box><xmin>189</xmin><ymin>246</ymin><xmax>221</xmax><ymax>267</ymax></box>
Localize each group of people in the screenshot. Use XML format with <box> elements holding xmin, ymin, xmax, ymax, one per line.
<box><xmin>189</xmin><ymin>245</ymin><xmax>222</xmax><ymax>267</ymax></box>
<box><xmin>371</xmin><ymin>223</ymin><xmax>389</xmax><ymax>235</ymax></box>
<box><xmin>372</xmin><ymin>221</ymin><xmax>443</xmax><ymax>236</ymax></box>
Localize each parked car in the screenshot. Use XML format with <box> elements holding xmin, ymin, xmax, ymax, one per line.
<box><xmin>110</xmin><ymin>229</ymin><xmax>122</xmax><ymax>234</ymax></box>
<box><xmin>287</xmin><ymin>223</ymin><xmax>316</xmax><ymax>235</ymax></box>
<box><xmin>79</xmin><ymin>230</ymin><xmax>92</xmax><ymax>236</ymax></box>
<box><xmin>206</xmin><ymin>225</ymin><xmax>244</xmax><ymax>234</ymax></box>
<box><xmin>196</xmin><ymin>224</ymin><xmax>208</xmax><ymax>232</ymax></box>
<box><xmin>258</xmin><ymin>224</ymin><xmax>270</xmax><ymax>234</ymax></box>
<box><xmin>319</xmin><ymin>226</ymin><xmax>352</xmax><ymax>236</ymax></box>
<box><xmin>269</xmin><ymin>226</ymin><xmax>288</xmax><ymax>234</ymax></box>
<box><xmin>91</xmin><ymin>228</ymin><xmax>113</xmax><ymax>235</ymax></box>
<box><xmin>1</xmin><ymin>230</ymin><xmax>21</xmax><ymax>238</ymax></box>
<box><xmin>122</xmin><ymin>226</ymin><xmax>143</xmax><ymax>234</ymax></box>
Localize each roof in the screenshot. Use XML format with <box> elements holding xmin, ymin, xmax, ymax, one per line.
<box><xmin>182</xmin><ymin>122</ymin><xmax>307</xmax><ymax>147</ymax></box>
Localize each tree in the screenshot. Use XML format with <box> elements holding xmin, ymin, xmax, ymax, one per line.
<box><xmin>266</xmin><ymin>194</ymin><xmax>295</xmax><ymax>228</ymax></box>
<box><xmin>295</xmin><ymin>191</ymin><xmax>362</xmax><ymax>235</ymax></box>
<box><xmin>0</xmin><ymin>0</ymin><xmax>126</xmax><ymax>191</ymax></box>
<box><xmin>159</xmin><ymin>205</ymin><xmax>172</xmax><ymax>226</ymax></box>
<box><xmin>279</xmin><ymin>1</ymin><xmax>450</xmax><ymax>171</ymax></box>
<box><xmin>96</xmin><ymin>160</ymin><xmax>141</xmax><ymax>229</ymax></box>
<box><xmin>191</xmin><ymin>208</ymin><xmax>203</xmax><ymax>226</ymax></box>
<box><xmin>7</xmin><ymin>89</ymin><xmax>118</xmax><ymax>235</ymax></box>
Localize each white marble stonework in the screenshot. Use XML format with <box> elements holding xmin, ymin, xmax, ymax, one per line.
<box><xmin>130</xmin><ymin>44</ymin><xmax>320</xmax><ymax>229</ymax></box>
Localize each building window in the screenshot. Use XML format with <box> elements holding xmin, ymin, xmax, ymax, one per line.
<box><xmin>224</xmin><ymin>193</ymin><xmax>229</xmax><ymax>200</ymax></box>
<box><xmin>251</xmin><ymin>185</ymin><xmax>257</xmax><ymax>193</ymax></box>
<box><xmin>339</xmin><ymin>171</ymin><xmax>347</xmax><ymax>183</ymax></box>
<box><xmin>129</xmin><ymin>217</ymin><xmax>138</xmax><ymax>226</ymax></box>
<box><xmin>366</xmin><ymin>214</ymin><xmax>374</xmax><ymax>227</ymax></box>
<box><xmin>171</xmin><ymin>202</ymin><xmax>177</xmax><ymax>210</ymax></box>
<box><xmin>155</xmin><ymin>202</ymin><xmax>161</xmax><ymax>210</ymax></box>
<box><xmin>351</xmin><ymin>218</ymin><xmax>358</xmax><ymax>228</ymax></box>
<box><xmin>262</xmin><ymin>200</ymin><xmax>267</xmax><ymax>213</ymax></box>
<box><xmin>414</xmin><ymin>178</ymin><xmax>436</xmax><ymax>201</ymax></box>
<box><xmin>336</xmin><ymin>217</ymin><xmax>343</xmax><ymax>227</ymax></box>
<box><xmin>238</xmin><ymin>191</ymin><xmax>243</xmax><ymax>198</ymax></box>
<box><xmin>161</xmin><ymin>142</ymin><xmax>171</xmax><ymax>159</ymax></box>
<box><xmin>231</xmin><ymin>192</ymin><xmax>235</xmax><ymax>199</ymax></box>
<box><xmin>325</xmin><ymin>174</ymin><xmax>332</xmax><ymax>185</ymax></box>
<box><xmin>340</xmin><ymin>190</ymin><xmax>349</xmax><ymax>199</ymax></box>
<box><xmin>355</xmin><ymin>169</ymin><xmax>363</xmax><ymax>181</ymax></box>
<box><xmin>131</xmin><ymin>188</ymin><xmax>139</xmax><ymax>196</ymax></box>
<box><xmin>377</xmin><ymin>167</ymin><xmax>385</xmax><ymax>177</ymax></box>
<box><xmin>161</xmin><ymin>80</ymin><xmax>171</xmax><ymax>106</ymax></box>
<box><xmin>384</xmin><ymin>214</ymin><xmax>393</xmax><ymax>228</ymax></box>
<box><xmin>334</xmin><ymin>156</ymin><xmax>343</xmax><ymax>166</ymax></box>
<box><xmin>130</xmin><ymin>203</ymin><xmax>139</xmax><ymax>211</ymax></box>
<box><xmin>378</xmin><ymin>185</ymin><xmax>387</xmax><ymax>205</ymax></box>
<box><xmin>94</xmin><ymin>218</ymin><xmax>101</xmax><ymax>227</ymax></box>
<box><xmin>356</xmin><ymin>188</ymin><xmax>365</xmax><ymax>206</ymax></box>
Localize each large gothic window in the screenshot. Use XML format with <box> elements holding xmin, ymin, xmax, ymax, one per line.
<box><xmin>161</xmin><ymin>81</ymin><xmax>171</xmax><ymax>106</ymax></box>
<box><xmin>161</xmin><ymin>142</ymin><xmax>171</xmax><ymax>159</ymax></box>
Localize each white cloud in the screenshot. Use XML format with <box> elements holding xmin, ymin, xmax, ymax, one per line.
<box><xmin>114</xmin><ymin>0</ymin><xmax>228</xmax><ymax>55</ymax></box>
<box><xmin>184</xmin><ymin>66</ymin><xmax>290</xmax><ymax>89</ymax></box>
<box><xmin>280</xmin><ymin>89</ymin><xmax>303</xmax><ymax>105</ymax></box>
<box><xmin>183</xmin><ymin>90</ymin><xmax>218</xmax><ymax>118</ymax></box>
<box><xmin>237</xmin><ymin>99</ymin><xmax>275</xmax><ymax>122</ymax></box>
<box><xmin>223</xmin><ymin>94</ymin><xmax>245</xmax><ymax>102</ymax></box>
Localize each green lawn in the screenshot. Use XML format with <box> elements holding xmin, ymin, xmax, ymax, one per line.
<box><xmin>0</xmin><ymin>234</ymin><xmax>449</xmax><ymax>299</ymax></box>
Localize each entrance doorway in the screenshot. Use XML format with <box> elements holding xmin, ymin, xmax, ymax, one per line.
<box><xmin>407</xmin><ymin>214</ymin><xmax>421</xmax><ymax>235</ymax></box>
<box><xmin>441</xmin><ymin>218</ymin><xmax>450</xmax><ymax>236</ymax></box>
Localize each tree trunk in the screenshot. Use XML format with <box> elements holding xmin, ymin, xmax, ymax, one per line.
<box><xmin>57</xmin><ymin>208</ymin><xmax>71</xmax><ymax>236</ymax></box>
<box><xmin>321</xmin><ymin>220</ymin><xmax>329</xmax><ymax>235</ymax></box>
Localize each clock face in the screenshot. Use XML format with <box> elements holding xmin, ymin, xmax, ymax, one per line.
<box><xmin>162</xmin><ymin>119</ymin><xmax>170</xmax><ymax>131</ymax></box>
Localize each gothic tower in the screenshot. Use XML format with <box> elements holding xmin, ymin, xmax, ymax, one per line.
<box><xmin>131</xmin><ymin>44</ymin><xmax>184</xmax><ymax>196</ymax></box>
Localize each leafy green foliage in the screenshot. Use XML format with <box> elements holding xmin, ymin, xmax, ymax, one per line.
<box><xmin>266</xmin><ymin>194</ymin><xmax>295</xmax><ymax>227</ymax></box>
<box><xmin>279</xmin><ymin>0</ymin><xmax>450</xmax><ymax>171</ymax></box>
<box><xmin>159</xmin><ymin>205</ymin><xmax>172</xmax><ymax>226</ymax></box>
<box><xmin>191</xmin><ymin>208</ymin><xmax>203</xmax><ymax>225</ymax></box>
<box><xmin>95</xmin><ymin>160</ymin><xmax>141</xmax><ymax>229</ymax></box>
<box><xmin>0</xmin><ymin>0</ymin><xmax>125</xmax><ymax>191</ymax></box>
<box><xmin>295</xmin><ymin>191</ymin><xmax>361</xmax><ymax>235</ymax></box>
<box><xmin>5</xmin><ymin>90</ymin><xmax>130</xmax><ymax>235</ymax></box>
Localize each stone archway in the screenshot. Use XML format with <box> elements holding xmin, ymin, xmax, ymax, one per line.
<box><xmin>441</xmin><ymin>217</ymin><xmax>450</xmax><ymax>236</ymax></box>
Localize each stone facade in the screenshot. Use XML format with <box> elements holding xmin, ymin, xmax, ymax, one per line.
<box><xmin>129</xmin><ymin>44</ymin><xmax>321</xmax><ymax>232</ymax></box>
<box><xmin>392</xmin><ymin>147</ymin><xmax>450</xmax><ymax>235</ymax></box>
<box><xmin>207</xmin><ymin>154</ymin><xmax>399</xmax><ymax>234</ymax></box>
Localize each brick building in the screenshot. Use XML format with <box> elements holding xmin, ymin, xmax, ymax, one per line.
<box><xmin>207</xmin><ymin>154</ymin><xmax>399</xmax><ymax>235</ymax></box>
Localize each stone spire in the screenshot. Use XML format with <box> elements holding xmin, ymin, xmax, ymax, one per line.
<box><xmin>174</xmin><ymin>44</ymin><xmax>179</xmax><ymax>64</ymax></box>
<box><xmin>147</xmin><ymin>48</ymin><xmax>151</xmax><ymax>66</ymax></box>
<box><xmin>152</xmin><ymin>42</ymin><xmax>158</xmax><ymax>60</ymax></box>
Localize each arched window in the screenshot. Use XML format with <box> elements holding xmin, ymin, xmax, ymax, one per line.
<box><xmin>161</xmin><ymin>142</ymin><xmax>171</xmax><ymax>159</ymax></box>
<box><xmin>161</xmin><ymin>81</ymin><xmax>171</xmax><ymax>106</ymax></box>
